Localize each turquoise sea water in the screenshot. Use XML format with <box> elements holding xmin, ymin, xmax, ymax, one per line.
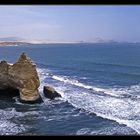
<box><xmin>0</xmin><ymin>43</ymin><xmax>140</xmax><ymax>135</ymax></box>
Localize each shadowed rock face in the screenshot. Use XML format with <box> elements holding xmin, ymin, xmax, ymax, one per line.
<box><xmin>0</xmin><ymin>53</ymin><xmax>41</xmax><ymax>103</ymax></box>
<box><xmin>43</xmin><ymin>86</ymin><xmax>61</xmax><ymax>100</ymax></box>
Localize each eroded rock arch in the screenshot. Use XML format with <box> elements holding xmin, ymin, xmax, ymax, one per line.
<box><xmin>0</xmin><ymin>53</ymin><xmax>42</xmax><ymax>103</ymax></box>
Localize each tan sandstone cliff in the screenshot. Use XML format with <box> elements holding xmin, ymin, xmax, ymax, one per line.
<box><xmin>0</xmin><ymin>53</ymin><xmax>41</xmax><ymax>103</ymax></box>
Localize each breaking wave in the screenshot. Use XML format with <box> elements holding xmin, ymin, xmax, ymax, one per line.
<box><xmin>37</xmin><ymin>68</ymin><xmax>140</xmax><ymax>134</ymax></box>
<box><xmin>0</xmin><ymin>108</ymin><xmax>27</xmax><ymax>135</ymax></box>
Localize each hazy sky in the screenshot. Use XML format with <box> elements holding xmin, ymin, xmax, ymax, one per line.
<box><xmin>0</xmin><ymin>5</ymin><xmax>140</xmax><ymax>43</ymax></box>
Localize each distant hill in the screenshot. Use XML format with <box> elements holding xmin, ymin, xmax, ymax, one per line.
<box><xmin>0</xmin><ymin>37</ymin><xmax>33</xmax><ymax>46</ymax></box>
<box><xmin>0</xmin><ymin>41</ymin><xmax>32</xmax><ymax>46</ymax></box>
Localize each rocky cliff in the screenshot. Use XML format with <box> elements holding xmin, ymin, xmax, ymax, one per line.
<box><xmin>0</xmin><ymin>53</ymin><xmax>41</xmax><ymax>103</ymax></box>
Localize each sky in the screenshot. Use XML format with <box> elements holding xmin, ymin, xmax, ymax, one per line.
<box><xmin>0</xmin><ymin>5</ymin><xmax>140</xmax><ymax>43</ymax></box>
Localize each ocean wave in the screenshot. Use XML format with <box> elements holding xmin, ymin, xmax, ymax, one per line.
<box><xmin>76</xmin><ymin>126</ymin><xmax>136</xmax><ymax>135</ymax></box>
<box><xmin>0</xmin><ymin>106</ymin><xmax>46</xmax><ymax>135</ymax></box>
<box><xmin>38</xmin><ymin>66</ymin><xmax>140</xmax><ymax>99</ymax></box>
<box><xmin>37</xmin><ymin>68</ymin><xmax>52</xmax><ymax>93</ymax></box>
<box><xmin>86</xmin><ymin>61</ymin><xmax>140</xmax><ymax>69</ymax></box>
<box><xmin>0</xmin><ymin>120</ymin><xmax>26</xmax><ymax>135</ymax></box>
<box><xmin>37</xmin><ymin>62</ymin><xmax>140</xmax><ymax>78</ymax></box>
<box><xmin>38</xmin><ymin>67</ymin><xmax>140</xmax><ymax>134</ymax></box>
<box><xmin>52</xmin><ymin>75</ymin><xmax>93</xmax><ymax>89</ymax></box>
<box><xmin>65</xmin><ymin>91</ymin><xmax>140</xmax><ymax>134</ymax></box>
<box><xmin>76</xmin><ymin>128</ymin><xmax>91</xmax><ymax>135</ymax></box>
<box><xmin>51</xmin><ymin>75</ymin><xmax>123</xmax><ymax>98</ymax></box>
<box><xmin>52</xmin><ymin>75</ymin><xmax>140</xmax><ymax>99</ymax></box>
<box><xmin>0</xmin><ymin>108</ymin><xmax>27</xmax><ymax>135</ymax></box>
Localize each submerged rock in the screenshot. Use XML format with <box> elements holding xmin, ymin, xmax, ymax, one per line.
<box><xmin>0</xmin><ymin>52</ymin><xmax>42</xmax><ymax>103</ymax></box>
<box><xmin>43</xmin><ymin>86</ymin><xmax>61</xmax><ymax>100</ymax></box>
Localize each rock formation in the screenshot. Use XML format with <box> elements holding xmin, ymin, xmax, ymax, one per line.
<box><xmin>0</xmin><ymin>52</ymin><xmax>42</xmax><ymax>103</ymax></box>
<box><xmin>43</xmin><ymin>86</ymin><xmax>61</xmax><ymax>100</ymax></box>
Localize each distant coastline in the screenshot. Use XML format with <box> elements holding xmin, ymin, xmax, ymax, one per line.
<box><xmin>0</xmin><ymin>41</ymin><xmax>32</xmax><ymax>46</ymax></box>
<box><xmin>0</xmin><ymin>41</ymin><xmax>140</xmax><ymax>46</ymax></box>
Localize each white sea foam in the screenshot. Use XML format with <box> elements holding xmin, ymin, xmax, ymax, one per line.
<box><xmin>64</xmin><ymin>89</ymin><xmax>140</xmax><ymax>134</ymax></box>
<box><xmin>0</xmin><ymin>106</ymin><xmax>44</xmax><ymax>135</ymax></box>
<box><xmin>90</xmin><ymin>125</ymin><xmax>136</xmax><ymax>135</ymax></box>
<box><xmin>76</xmin><ymin>127</ymin><xmax>132</xmax><ymax>135</ymax></box>
<box><xmin>76</xmin><ymin>128</ymin><xmax>91</xmax><ymax>135</ymax></box>
<box><xmin>38</xmin><ymin>68</ymin><xmax>140</xmax><ymax>134</ymax></box>
<box><xmin>52</xmin><ymin>75</ymin><xmax>93</xmax><ymax>89</ymax></box>
<box><xmin>52</xmin><ymin>75</ymin><xmax>120</xmax><ymax>98</ymax></box>
<box><xmin>37</xmin><ymin>68</ymin><xmax>51</xmax><ymax>95</ymax></box>
<box><xmin>0</xmin><ymin>120</ymin><xmax>25</xmax><ymax>135</ymax></box>
<box><xmin>0</xmin><ymin>108</ymin><xmax>28</xmax><ymax>135</ymax></box>
<box><xmin>52</xmin><ymin>75</ymin><xmax>140</xmax><ymax>98</ymax></box>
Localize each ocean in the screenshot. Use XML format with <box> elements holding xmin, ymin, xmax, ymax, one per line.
<box><xmin>0</xmin><ymin>43</ymin><xmax>140</xmax><ymax>135</ymax></box>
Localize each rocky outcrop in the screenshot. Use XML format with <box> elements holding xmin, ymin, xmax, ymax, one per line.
<box><xmin>0</xmin><ymin>52</ymin><xmax>42</xmax><ymax>103</ymax></box>
<box><xmin>43</xmin><ymin>86</ymin><xmax>61</xmax><ymax>100</ymax></box>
